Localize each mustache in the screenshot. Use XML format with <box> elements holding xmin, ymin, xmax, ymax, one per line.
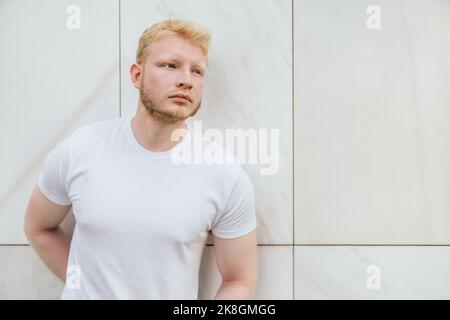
<box><xmin>139</xmin><ymin>87</ymin><xmax>202</xmax><ymax>122</ymax></box>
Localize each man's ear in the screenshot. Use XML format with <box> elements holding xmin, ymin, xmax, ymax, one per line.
<box><xmin>130</xmin><ymin>63</ymin><xmax>143</xmax><ymax>89</ymax></box>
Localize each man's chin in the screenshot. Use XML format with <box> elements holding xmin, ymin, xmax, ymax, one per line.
<box><xmin>147</xmin><ymin>108</ymin><xmax>190</xmax><ymax>123</ymax></box>
<box><xmin>142</xmin><ymin>100</ymin><xmax>200</xmax><ymax>123</ymax></box>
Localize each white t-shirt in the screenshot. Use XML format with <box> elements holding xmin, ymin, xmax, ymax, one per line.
<box><xmin>38</xmin><ymin>115</ymin><xmax>257</xmax><ymax>299</ymax></box>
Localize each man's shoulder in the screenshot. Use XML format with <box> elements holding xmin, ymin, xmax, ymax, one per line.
<box><xmin>73</xmin><ymin>117</ymin><xmax>122</xmax><ymax>139</ymax></box>
<box><xmin>65</xmin><ymin>117</ymin><xmax>124</xmax><ymax>159</ymax></box>
<box><xmin>69</xmin><ymin>117</ymin><xmax>122</xmax><ymax>145</ymax></box>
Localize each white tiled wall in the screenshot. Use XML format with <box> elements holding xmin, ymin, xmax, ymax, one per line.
<box><xmin>0</xmin><ymin>0</ymin><xmax>449</xmax><ymax>299</ymax></box>
<box><xmin>0</xmin><ymin>246</ymin><xmax>63</xmax><ymax>299</ymax></box>
<box><xmin>294</xmin><ymin>246</ymin><xmax>450</xmax><ymax>299</ymax></box>
<box><xmin>293</xmin><ymin>0</ymin><xmax>450</xmax><ymax>300</ymax></box>
<box><xmin>294</xmin><ymin>0</ymin><xmax>450</xmax><ymax>245</ymax></box>
<box><xmin>0</xmin><ymin>0</ymin><xmax>119</xmax><ymax>244</ymax></box>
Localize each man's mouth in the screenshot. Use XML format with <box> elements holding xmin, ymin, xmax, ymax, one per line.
<box><xmin>169</xmin><ymin>94</ymin><xmax>192</xmax><ymax>102</ymax></box>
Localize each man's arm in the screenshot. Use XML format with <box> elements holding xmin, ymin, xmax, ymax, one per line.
<box><xmin>24</xmin><ymin>185</ymin><xmax>72</xmax><ymax>282</ymax></box>
<box><xmin>212</xmin><ymin>230</ymin><xmax>258</xmax><ymax>300</ymax></box>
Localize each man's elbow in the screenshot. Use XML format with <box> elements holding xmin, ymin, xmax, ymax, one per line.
<box><xmin>24</xmin><ymin>220</ymin><xmax>40</xmax><ymax>245</ymax></box>
<box><xmin>23</xmin><ymin>213</ymin><xmax>34</xmax><ymax>241</ymax></box>
<box><xmin>222</xmin><ymin>279</ymin><xmax>257</xmax><ymax>299</ymax></box>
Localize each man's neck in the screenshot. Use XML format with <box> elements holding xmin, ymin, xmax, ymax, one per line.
<box><xmin>130</xmin><ymin>107</ymin><xmax>187</xmax><ymax>153</ymax></box>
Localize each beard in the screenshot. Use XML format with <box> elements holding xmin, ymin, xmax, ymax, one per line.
<box><xmin>139</xmin><ymin>81</ymin><xmax>201</xmax><ymax>124</ymax></box>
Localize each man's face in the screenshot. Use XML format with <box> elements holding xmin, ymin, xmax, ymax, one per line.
<box><xmin>138</xmin><ymin>35</ymin><xmax>207</xmax><ymax>123</ymax></box>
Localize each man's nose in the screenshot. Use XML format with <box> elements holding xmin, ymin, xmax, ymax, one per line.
<box><xmin>175</xmin><ymin>69</ymin><xmax>193</xmax><ymax>89</ymax></box>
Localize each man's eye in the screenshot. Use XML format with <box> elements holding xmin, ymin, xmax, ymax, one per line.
<box><xmin>163</xmin><ymin>63</ymin><xmax>176</xmax><ymax>69</ymax></box>
<box><xmin>193</xmin><ymin>69</ymin><xmax>202</xmax><ymax>75</ymax></box>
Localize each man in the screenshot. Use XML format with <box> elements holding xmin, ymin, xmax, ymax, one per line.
<box><xmin>24</xmin><ymin>18</ymin><xmax>258</xmax><ymax>299</ymax></box>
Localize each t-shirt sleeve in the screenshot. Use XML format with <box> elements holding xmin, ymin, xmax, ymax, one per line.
<box><xmin>38</xmin><ymin>136</ymin><xmax>72</xmax><ymax>206</ymax></box>
<box><xmin>211</xmin><ymin>167</ymin><xmax>258</xmax><ymax>239</ymax></box>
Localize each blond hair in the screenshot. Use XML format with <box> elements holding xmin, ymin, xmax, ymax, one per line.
<box><xmin>136</xmin><ymin>18</ymin><xmax>211</xmax><ymax>65</ymax></box>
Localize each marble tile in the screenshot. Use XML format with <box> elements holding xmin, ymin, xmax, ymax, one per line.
<box><xmin>294</xmin><ymin>0</ymin><xmax>450</xmax><ymax>244</ymax></box>
<box><xmin>199</xmin><ymin>245</ymin><xmax>293</xmax><ymax>300</ymax></box>
<box><xmin>294</xmin><ymin>246</ymin><xmax>450</xmax><ymax>299</ymax></box>
<box><xmin>0</xmin><ymin>246</ymin><xmax>64</xmax><ymax>299</ymax></box>
<box><xmin>0</xmin><ymin>246</ymin><xmax>293</xmax><ymax>300</ymax></box>
<box><xmin>0</xmin><ymin>0</ymin><xmax>120</xmax><ymax>243</ymax></box>
<box><xmin>121</xmin><ymin>0</ymin><xmax>293</xmax><ymax>244</ymax></box>
<box><xmin>0</xmin><ymin>245</ymin><xmax>292</xmax><ymax>299</ymax></box>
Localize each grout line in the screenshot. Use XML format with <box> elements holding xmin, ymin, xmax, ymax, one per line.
<box><xmin>291</xmin><ymin>0</ymin><xmax>295</xmax><ymax>301</ymax></box>
<box><xmin>3</xmin><ymin>243</ymin><xmax>450</xmax><ymax>247</ymax></box>
<box><xmin>293</xmin><ymin>244</ymin><xmax>450</xmax><ymax>246</ymax></box>
<box><xmin>206</xmin><ymin>243</ymin><xmax>450</xmax><ymax>247</ymax></box>
<box><xmin>118</xmin><ymin>0</ymin><xmax>122</xmax><ymax>117</ymax></box>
